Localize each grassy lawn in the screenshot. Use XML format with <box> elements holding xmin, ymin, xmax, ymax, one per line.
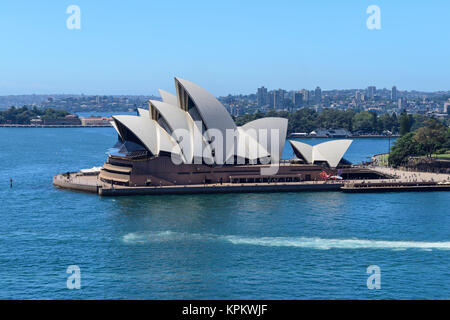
<box><xmin>433</xmin><ymin>152</ymin><xmax>450</xmax><ymax>160</ymax></box>
<box><xmin>373</xmin><ymin>153</ymin><xmax>389</xmax><ymax>166</ymax></box>
<box><xmin>379</xmin><ymin>154</ymin><xmax>389</xmax><ymax>165</ymax></box>
<box><xmin>374</xmin><ymin>151</ymin><xmax>450</xmax><ymax>165</ymax></box>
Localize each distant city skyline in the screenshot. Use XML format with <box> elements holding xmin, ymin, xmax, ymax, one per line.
<box><xmin>2</xmin><ymin>83</ymin><xmax>449</xmax><ymax>120</ymax></box>
<box><xmin>1</xmin><ymin>1</ymin><xmax>449</xmax><ymax>95</ymax></box>
<box><xmin>1</xmin><ymin>84</ymin><xmax>450</xmax><ymax>99</ymax></box>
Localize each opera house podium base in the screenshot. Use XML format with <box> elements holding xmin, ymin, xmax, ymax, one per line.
<box><xmin>53</xmin><ymin>160</ymin><xmax>388</xmax><ymax>197</ymax></box>
<box><xmin>53</xmin><ymin>172</ymin><xmax>344</xmax><ymax>196</ymax></box>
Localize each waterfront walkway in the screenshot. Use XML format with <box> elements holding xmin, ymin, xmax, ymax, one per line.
<box><xmin>369</xmin><ymin>165</ymin><xmax>450</xmax><ymax>183</ymax></box>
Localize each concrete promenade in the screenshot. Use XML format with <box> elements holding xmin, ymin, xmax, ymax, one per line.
<box><xmin>369</xmin><ymin>165</ymin><xmax>450</xmax><ymax>183</ymax></box>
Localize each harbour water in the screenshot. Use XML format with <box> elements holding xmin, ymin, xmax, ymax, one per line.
<box><xmin>0</xmin><ymin>127</ymin><xmax>449</xmax><ymax>299</ymax></box>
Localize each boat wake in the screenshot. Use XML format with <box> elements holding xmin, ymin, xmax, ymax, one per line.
<box><xmin>122</xmin><ymin>231</ymin><xmax>450</xmax><ymax>251</ymax></box>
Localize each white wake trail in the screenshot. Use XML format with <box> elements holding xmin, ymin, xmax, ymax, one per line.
<box><xmin>222</xmin><ymin>235</ymin><xmax>450</xmax><ymax>250</ymax></box>
<box><xmin>122</xmin><ymin>231</ymin><xmax>450</xmax><ymax>251</ymax></box>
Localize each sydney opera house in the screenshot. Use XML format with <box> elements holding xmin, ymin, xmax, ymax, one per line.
<box><xmin>86</xmin><ymin>77</ymin><xmax>376</xmax><ymax>190</ymax></box>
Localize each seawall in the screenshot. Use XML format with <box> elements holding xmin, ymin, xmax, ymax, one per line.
<box><xmin>98</xmin><ymin>182</ymin><xmax>343</xmax><ymax>196</ymax></box>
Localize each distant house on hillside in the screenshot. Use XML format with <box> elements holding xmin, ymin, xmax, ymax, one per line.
<box><xmin>289</xmin><ymin>132</ymin><xmax>308</xmax><ymax>138</ymax></box>
<box><xmin>309</xmin><ymin>128</ymin><xmax>351</xmax><ymax>138</ymax></box>
<box><xmin>31</xmin><ymin>114</ymin><xmax>81</xmax><ymax>126</ymax></box>
<box><xmin>42</xmin><ymin>114</ymin><xmax>81</xmax><ymax>125</ymax></box>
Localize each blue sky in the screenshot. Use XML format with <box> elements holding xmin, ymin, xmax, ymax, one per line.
<box><xmin>0</xmin><ymin>0</ymin><xmax>449</xmax><ymax>95</ymax></box>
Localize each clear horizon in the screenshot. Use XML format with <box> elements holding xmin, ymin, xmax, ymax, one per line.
<box><xmin>1</xmin><ymin>0</ymin><xmax>449</xmax><ymax>96</ymax></box>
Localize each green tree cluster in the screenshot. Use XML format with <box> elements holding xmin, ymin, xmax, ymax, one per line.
<box><xmin>0</xmin><ymin>106</ymin><xmax>70</xmax><ymax>124</ymax></box>
<box><xmin>235</xmin><ymin>108</ymin><xmax>403</xmax><ymax>135</ymax></box>
<box><xmin>388</xmin><ymin>119</ymin><xmax>450</xmax><ymax>166</ymax></box>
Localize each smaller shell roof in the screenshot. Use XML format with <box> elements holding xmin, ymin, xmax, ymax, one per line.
<box><xmin>112</xmin><ymin>115</ymin><xmax>183</xmax><ymax>159</ymax></box>
<box><xmin>158</xmin><ymin>89</ymin><xmax>178</xmax><ymax>107</ymax></box>
<box><xmin>241</xmin><ymin>117</ymin><xmax>288</xmax><ymax>163</ymax></box>
<box><xmin>137</xmin><ymin>108</ymin><xmax>150</xmax><ymax>118</ymax></box>
<box><xmin>289</xmin><ymin>139</ymin><xmax>352</xmax><ymax>167</ymax></box>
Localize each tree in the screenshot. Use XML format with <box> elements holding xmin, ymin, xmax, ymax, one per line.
<box><xmin>388</xmin><ymin>119</ymin><xmax>449</xmax><ymax>166</ymax></box>
<box><xmin>369</xmin><ymin>110</ymin><xmax>378</xmax><ymax>132</ymax></box>
<box><xmin>388</xmin><ymin>132</ymin><xmax>421</xmax><ymax>166</ymax></box>
<box><xmin>377</xmin><ymin>113</ymin><xmax>398</xmax><ymax>134</ymax></box>
<box><xmin>352</xmin><ymin>111</ymin><xmax>376</xmax><ymax>133</ymax></box>
<box><xmin>316</xmin><ymin>108</ymin><xmax>354</xmax><ymax>131</ymax></box>
<box><xmin>410</xmin><ymin>114</ymin><xmax>427</xmax><ymax>131</ymax></box>
<box><xmin>444</xmin><ymin>128</ymin><xmax>450</xmax><ymax>149</ymax></box>
<box><xmin>413</xmin><ymin>120</ymin><xmax>447</xmax><ymax>158</ymax></box>
<box><xmin>0</xmin><ymin>106</ymin><xmax>70</xmax><ymax>124</ymax></box>
<box><xmin>287</xmin><ymin>108</ymin><xmax>318</xmax><ymax>134</ymax></box>
<box><xmin>391</xmin><ymin>113</ymin><xmax>399</xmax><ymax>133</ymax></box>
<box><xmin>399</xmin><ymin>111</ymin><xmax>410</xmax><ymax>136</ymax></box>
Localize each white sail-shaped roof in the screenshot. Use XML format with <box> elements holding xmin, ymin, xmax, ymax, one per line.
<box><xmin>289</xmin><ymin>139</ymin><xmax>352</xmax><ymax>167</ymax></box>
<box><xmin>235</xmin><ymin>127</ymin><xmax>269</xmax><ymax>162</ymax></box>
<box><xmin>149</xmin><ymin>100</ymin><xmax>190</xmax><ymax>134</ymax></box>
<box><xmin>174</xmin><ymin>78</ymin><xmax>236</xmax><ymax>132</ymax></box>
<box><xmin>314</xmin><ymin>140</ymin><xmax>352</xmax><ymax>168</ymax></box>
<box><xmin>158</xmin><ymin>89</ymin><xmax>178</xmax><ymax>107</ymax></box>
<box><xmin>289</xmin><ymin>140</ymin><xmax>313</xmax><ymax>163</ymax></box>
<box><xmin>175</xmin><ymin>77</ymin><xmax>236</xmax><ymax>164</ymax></box>
<box><xmin>110</xmin><ymin>120</ymin><xmax>122</xmax><ymax>139</ymax></box>
<box><xmin>149</xmin><ymin>100</ymin><xmax>213</xmax><ymax>163</ymax></box>
<box><xmin>112</xmin><ymin>115</ymin><xmax>183</xmax><ymax>159</ymax></box>
<box><xmin>241</xmin><ymin>117</ymin><xmax>288</xmax><ymax>163</ymax></box>
<box><xmin>137</xmin><ymin>108</ymin><xmax>150</xmax><ymax>118</ymax></box>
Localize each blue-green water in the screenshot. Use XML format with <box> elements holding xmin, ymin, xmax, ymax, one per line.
<box><xmin>0</xmin><ymin>128</ymin><xmax>449</xmax><ymax>299</ymax></box>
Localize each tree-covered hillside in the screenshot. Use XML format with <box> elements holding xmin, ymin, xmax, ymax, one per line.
<box><xmin>0</xmin><ymin>106</ymin><xmax>70</xmax><ymax>124</ymax></box>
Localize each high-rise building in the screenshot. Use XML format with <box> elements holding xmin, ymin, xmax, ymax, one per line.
<box><xmin>274</xmin><ymin>89</ymin><xmax>285</xmax><ymax>109</ymax></box>
<box><xmin>315</xmin><ymin>86</ymin><xmax>322</xmax><ymax>104</ymax></box>
<box><xmin>355</xmin><ymin>90</ymin><xmax>361</xmax><ymax>102</ymax></box>
<box><xmin>301</xmin><ymin>89</ymin><xmax>309</xmax><ymax>104</ymax></box>
<box><xmin>391</xmin><ymin>86</ymin><xmax>397</xmax><ymax>101</ymax></box>
<box><xmin>367</xmin><ymin>86</ymin><xmax>376</xmax><ymax>98</ymax></box>
<box><xmin>293</xmin><ymin>91</ymin><xmax>303</xmax><ymax>108</ymax></box>
<box><xmin>257</xmin><ymin>86</ymin><xmax>268</xmax><ymax>107</ymax></box>
<box><xmin>398</xmin><ymin>97</ymin><xmax>407</xmax><ymax>110</ymax></box>
<box><xmin>268</xmin><ymin>91</ymin><xmax>275</xmax><ymax>108</ymax></box>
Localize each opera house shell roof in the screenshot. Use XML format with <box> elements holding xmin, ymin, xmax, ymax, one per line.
<box><xmin>289</xmin><ymin>140</ymin><xmax>352</xmax><ymax>168</ymax></box>
<box><xmin>109</xmin><ymin>77</ymin><xmax>351</xmax><ymax>168</ymax></box>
